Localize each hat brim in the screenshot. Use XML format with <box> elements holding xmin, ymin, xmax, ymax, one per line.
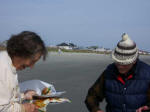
<box><xmin>112</xmin><ymin>50</ymin><xmax>139</xmax><ymax>65</ymax></box>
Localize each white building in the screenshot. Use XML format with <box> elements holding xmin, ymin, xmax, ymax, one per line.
<box><xmin>59</xmin><ymin>46</ymin><xmax>73</xmax><ymax>50</ymax></box>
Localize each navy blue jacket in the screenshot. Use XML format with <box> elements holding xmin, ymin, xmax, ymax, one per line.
<box><xmin>105</xmin><ymin>60</ymin><xmax>150</xmax><ymax>112</ymax></box>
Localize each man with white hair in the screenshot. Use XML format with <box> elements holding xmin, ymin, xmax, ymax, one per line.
<box><xmin>0</xmin><ymin>31</ymin><xmax>47</xmax><ymax>112</ymax></box>
<box><xmin>85</xmin><ymin>33</ymin><xmax>150</xmax><ymax>112</ymax></box>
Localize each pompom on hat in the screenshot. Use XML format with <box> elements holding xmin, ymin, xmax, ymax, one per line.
<box><xmin>112</xmin><ymin>33</ymin><xmax>139</xmax><ymax>65</ymax></box>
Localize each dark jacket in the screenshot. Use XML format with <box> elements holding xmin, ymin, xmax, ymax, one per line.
<box><xmin>85</xmin><ymin>60</ymin><xmax>150</xmax><ymax>112</ymax></box>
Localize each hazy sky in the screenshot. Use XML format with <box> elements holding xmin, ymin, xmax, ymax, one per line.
<box><xmin>0</xmin><ymin>0</ymin><xmax>150</xmax><ymax>51</ymax></box>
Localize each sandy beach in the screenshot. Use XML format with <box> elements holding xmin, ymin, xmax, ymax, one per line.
<box><xmin>18</xmin><ymin>52</ymin><xmax>150</xmax><ymax>112</ymax></box>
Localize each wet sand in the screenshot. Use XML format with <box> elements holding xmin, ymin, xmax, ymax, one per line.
<box><xmin>18</xmin><ymin>52</ymin><xmax>150</xmax><ymax>112</ymax></box>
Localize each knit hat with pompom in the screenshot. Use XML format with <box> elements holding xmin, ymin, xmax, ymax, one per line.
<box><xmin>112</xmin><ymin>33</ymin><xmax>139</xmax><ymax>65</ymax></box>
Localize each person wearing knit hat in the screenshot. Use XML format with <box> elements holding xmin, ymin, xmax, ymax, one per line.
<box><xmin>85</xmin><ymin>33</ymin><xmax>150</xmax><ymax>112</ymax></box>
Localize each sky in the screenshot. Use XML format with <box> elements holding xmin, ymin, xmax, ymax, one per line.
<box><xmin>0</xmin><ymin>0</ymin><xmax>150</xmax><ymax>51</ymax></box>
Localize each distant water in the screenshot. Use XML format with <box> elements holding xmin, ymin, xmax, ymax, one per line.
<box><xmin>18</xmin><ymin>52</ymin><xmax>150</xmax><ymax>112</ymax></box>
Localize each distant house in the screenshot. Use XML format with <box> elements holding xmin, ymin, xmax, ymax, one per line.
<box><xmin>48</xmin><ymin>45</ymin><xmax>58</xmax><ymax>48</ymax></box>
<box><xmin>0</xmin><ymin>40</ymin><xmax>7</xmax><ymax>47</ymax></box>
<box><xmin>94</xmin><ymin>47</ymin><xmax>112</xmax><ymax>54</ymax></box>
<box><xmin>0</xmin><ymin>40</ymin><xmax>7</xmax><ymax>50</ymax></box>
<box><xmin>139</xmin><ymin>50</ymin><xmax>150</xmax><ymax>55</ymax></box>
<box><xmin>95</xmin><ymin>47</ymin><xmax>106</xmax><ymax>52</ymax></box>
<box><xmin>57</xmin><ymin>43</ymin><xmax>73</xmax><ymax>50</ymax></box>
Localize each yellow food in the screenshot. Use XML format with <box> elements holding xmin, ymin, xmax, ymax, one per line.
<box><xmin>34</xmin><ymin>100</ymin><xmax>46</xmax><ymax>108</ymax></box>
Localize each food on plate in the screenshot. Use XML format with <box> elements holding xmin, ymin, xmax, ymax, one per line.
<box><xmin>34</xmin><ymin>99</ymin><xmax>47</xmax><ymax>108</ymax></box>
<box><xmin>49</xmin><ymin>97</ymin><xmax>70</xmax><ymax>103</ymax></box>
<box><xmin>42</xmin><ymin>87</ymin><xmax>51</xmax><ymax>95</ymax></box>
<box><xmin>34</xmin><ymin>97</ymin><xmax>70</xmax><ymax>112</ymax></box>
<box><xmin>34</xmin><ymin>97</ymin><xmax>70</xmax><ymax>107</ymax></box>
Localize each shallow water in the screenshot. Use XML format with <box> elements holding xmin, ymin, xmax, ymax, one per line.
<box><xmin>18</xmin><ymin>52</ymin><xmax>150</xmax><ymax>112</ymax></box>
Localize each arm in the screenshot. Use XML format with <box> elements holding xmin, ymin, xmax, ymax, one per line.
<box><xmin>0</xmin><ymin>67</ymin><xmax>37</xmax><ymax>112</ymax></box>
<box><xmin>21</xmin><ymin>90</ymin><xmax>37</xmax><ymax>100</ymax></box>
<box><xmin>85</xmin><ymin>71</ymin><xmax>105</xmax><ymax>112</ymax></box>
<box><xmin>0</xmin><ymin>67</ymin><xmax>23</xmax><ymax>112</ymax></box>
<box><xmin>136</xmin><ymin>84</ymin><xmax>150</xmax><ymax>112</ymax></box>
<box><xmin>146</xmin><ymin>84</ymin><xmax>150</xmax><ymax>109</ymax></box>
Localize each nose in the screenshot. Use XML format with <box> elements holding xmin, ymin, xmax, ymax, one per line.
<box><xmin>116</xmin><ymin>64</ymin><xmax>125</xmax><ymax>69</ymax></box>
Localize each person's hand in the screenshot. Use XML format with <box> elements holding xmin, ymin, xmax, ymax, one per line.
<box><xmin>23</xmin><ymin>103</ymin><xmax>38</xmax><ymax>112</ymax></box>
<box><xmin>136</xmin><ymin>105</ymin><xmax>149</xmax><ymax>112</ymax></box>
<box><xmin>24</xmin><ymin>90</ymin><xmax>37</xmax><ymax>100</ymax></box>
